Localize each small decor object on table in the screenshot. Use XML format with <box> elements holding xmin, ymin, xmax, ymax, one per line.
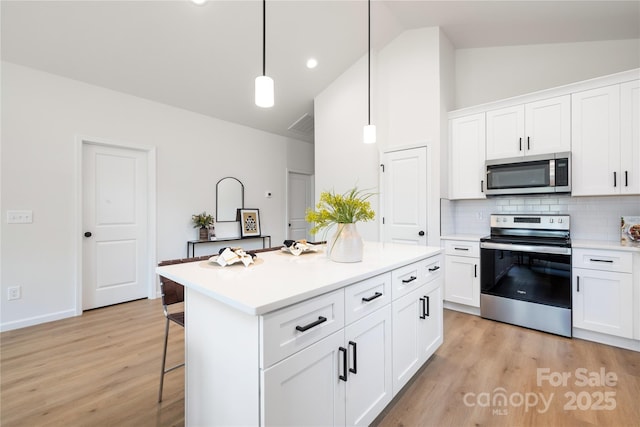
<box><xmin>305</xmin><ymin>186</ymin><xmax>375</xmax><ymax>263</ymax></box>
<box><xmin>211</xmin><ymin>247</ymin><xmax>256</xmax><ymax>267</ymax></box>
<box><xmin>192</xmin><ymin>211</ymin><xmax>214</xmax><ymax>241</ymax></box>
<box><xmin>238</xmin><ymin>208</ymin><xmax>261</xmax><ymax>237</ymax></box>
<box><xmin>621</xmin><ymin>216</ymin><xmax>640</xmax><ymax>247</ymax></box>
<box><xmin>282</xmin><ymin>239</ymin><xmax>319</xmax><ymax>256</ymax></box>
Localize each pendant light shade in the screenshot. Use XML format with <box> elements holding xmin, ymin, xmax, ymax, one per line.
<box><xmin>256</xmin><ymin>0</ymin><xmax>274</xmax><ymax>108</ymax></box>
<box><xmin>363</xmin><ymin>0</ymin><xmax>375</xmax><ymax>143</ymax></box>
<box><xmin>255</xmin><ymin>75</ymin><xmax>274</xmax><ymax>108</ymax></box>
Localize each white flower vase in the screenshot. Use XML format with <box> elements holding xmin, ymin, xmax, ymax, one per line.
<box><xmin>328</xmin><ymin>223</ymin><xmax>363</xmax><ymax>263</ymax></box>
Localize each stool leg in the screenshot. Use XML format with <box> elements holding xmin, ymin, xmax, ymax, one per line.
<box><xmin>158</xmin><ymin>317</ymin><xmax>170</xmax><ymax>403</ymax></box>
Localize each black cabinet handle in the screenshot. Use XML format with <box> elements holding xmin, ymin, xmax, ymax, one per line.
<box><xmin>481</xmin><ymin>180</ymin><xmax>484</xmax><ymax>193</ymax></box>
<box><xmin>519</xmin><ymin>137</ymin><xmax>522</xmax><ymax>151</ymax></box>
<box><xmin>428</xmin><ymin>266</ymin><xmax>440</xmax><ymax>272</ymax></box>
<box><xmin>402</xmin><ymin>276</ymin><xmax>417</xmax><ymax>284</ymax></box>
<box><xmin>474</xmin><ymin>264</ymin><xmax>477</xmax><ymax>278</ymax></box>
<box><xmin>614</xmin><ymin>171</ymin><xmax>617</xmax><ymax>187</ymax></box>
<box><xmin>425</xmin><ymin>296</ymin><xmax>430</xmax><ymax>317</ymax></box>
<box><xmin>348</xmin><ymin>341</ymin><xmax>357</xmax><ymax>374</ymax></box>
<box><xmin>295</xmin><ymin>316</ymin><xmax>327</xmax><ymax>332</ymax></box>
<box><xmin>527</xmin><ymin>136</ymin><xmax>530</xmax><ymax>150</ymax></box>
<box><xmin>625</xmin><ymin>171</ymin><xmax>628</xmax><ymax>187</ymax></box>
<box><xmin>84</xmin><ymin>232</ymin><xmax>92</xmax><ymax>238</ymax></box>
<box><xmin>418</xmin><ymin>230</ymin><xmax>425</xmax><ymax>236</ymax></box>
<box><xmin>339</xmin><ymin>347</ymin><xmax>347</xmax><ymax>381</ymax></box>
<box><xmin>454</xmin><ymin>247</ymin><xmax>469</xmax><ymax>251</ymax></box>
<box><xmin>419</xmin><ymin>297</ymin><xmax>426</xmax><ymax>319</ymax></box>
<box><xmin>362</xmin><ymin>292</ymin><xmax>382</xmax><ymax>302</ymax></box>
<box><xmin>589</xmin><ymin>258</ymin><xmax>613</xmax><ymax>263</ymax></box>
<box><xmin>577</xmin><ymin>276</ymin><xmax>580</xmax><ymax>292</ymax></box>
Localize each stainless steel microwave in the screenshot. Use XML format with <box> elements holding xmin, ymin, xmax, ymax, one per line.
<box><xmin>485</xmin><ymin>152</ymin><xmax>571</xmax><ymax>196</ymax></box>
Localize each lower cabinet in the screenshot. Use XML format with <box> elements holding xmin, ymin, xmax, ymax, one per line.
<box><xmin>572</xmin><ymin>267</ymin><xmax>633</xmax><ymax>338</ymax></box>
<box><xmin>391</xmin><ymin>279</ymin><xmax>443</xmax><ymax>394</ymax></box>
<box><xmin>444</xmin><ymin>255</ymin><xmax>479</xmax><ymax>307</ymax></box>
<box><xmin>262</xmin><ymin>305</ymin><xmax>393</xmax><ymax>427</ymax></box>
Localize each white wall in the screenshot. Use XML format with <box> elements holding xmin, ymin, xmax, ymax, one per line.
<box><xmin>315</xmin><ymin>27</ymin><xmax>452</xmax><ymax>246</ymax></box>
<box><xmin>455</xmin><ymin>39</ymin><xmax>640</xmax><ymax>109</ymax></box>
<box><xmin>1</xmin><ymin>62</ymin><xmax>313</xmax><ymax>330</ymax></box>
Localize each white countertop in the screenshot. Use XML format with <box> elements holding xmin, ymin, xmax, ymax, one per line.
<box><xmin>572</xmin><ymin>239</ymin><xmax>640</xmax><ymax>252</ymax></box>
<box><xmin>157</xmin><ymin>241</ymin><xmax>442</xmax><ymax>316</ymax></box>
<box><xmin>440</xmin><ymin>234</ymin><xmax>485</xmax><ymax>242</ymax></box>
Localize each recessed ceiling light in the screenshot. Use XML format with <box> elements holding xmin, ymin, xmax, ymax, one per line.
<box><xmin>306</xmin><ymin>58</ymin><xmax>318</xmax><ymax>69</ymax></box>
<box><xmin>190</xmin><ymin>0</ymin><xmax>207</xmax><ymax>5</ymax></box>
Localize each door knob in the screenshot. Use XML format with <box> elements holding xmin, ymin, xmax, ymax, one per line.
<box><xmin>418</xmin><ymin>231</ymin><xmax>425</xmax><ymax>236</ymax></box>
<box><xmin>84</xmin><ymin>232</ymin><xmax>92</xmax><ymax>238</ymax></box>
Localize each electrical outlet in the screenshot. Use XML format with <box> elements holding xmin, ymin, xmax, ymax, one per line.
<box><xmin>7</xmin><ymin>286</ymin><xmax>21</xmax><ymax>300</ymax></box>
<box><xmin>7</xmin><ymin>210</ymin><xmax>33</xmax><ymax>224</ymax></box>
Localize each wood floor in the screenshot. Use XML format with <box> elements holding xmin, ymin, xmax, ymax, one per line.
<box><xmin>1</xmin><ymin>299</ymin><xmax>639</xmax><ymax>426</ymax></box>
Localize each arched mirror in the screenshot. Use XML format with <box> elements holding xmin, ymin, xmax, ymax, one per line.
<box><xmin>216</xmin><ymin>177</ymin><xmax>244</xmax><ymax>222</ymax></box>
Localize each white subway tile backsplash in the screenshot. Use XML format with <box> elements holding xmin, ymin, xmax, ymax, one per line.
<box><xmin>446</xmin><ymin>194</ymin><xmax>639</xmax><ymax>240</ymax></box>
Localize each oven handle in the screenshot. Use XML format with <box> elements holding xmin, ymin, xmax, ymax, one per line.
<box><xmin>480</xmin><ymin>241</ymin><xmax>571</xmax><ymax>255</ymax></box>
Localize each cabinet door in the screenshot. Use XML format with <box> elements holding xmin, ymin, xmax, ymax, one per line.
<box><xmin>444</xmin><ymin>255</ymin><xmax>479</xmax><ymax>307</ymax></box>
<box><xmin>486</xmin><ymin>105</ymin><xmax>524</xmax><ymax>160</ymax></box>
<box><xmin>525</xmin><ymin>95</ymin><xmax>571</xmax><ymax>156</ymax></box>
<box><xmin>262</xmin><ymin>331</ymin><xmax>346</xmax><ymax>426</ymax></box>
<box><xmin>419</xmin><ymin>282</ymin><xmax>443</xmax><ymax>360</ymax></box>
<box><xmin>573</xmin><ymin>268</ymin><xmax>633</xmax><ymax>338</ymax></box>
<box><xmin>391</xmin><ymin>281</ymin><xmax>442</xmax><ymax>394</ymax></box>
<box><xmin>571</xmin><ymin>85</ymin><xmax>621</xmax><ymax>196</ymax></box>
<box><xmin>449</xmin><ymin>114</ymin><xmax>486</xmax><ymax>199</ymax></box>
<box><xmin>345</xmin><ymin>306</ymin><xmax>392</xmax><ymax>427</ymax></box>
<box><xmin>620</xmin><ymin>80</ymin><xmax>640</xmax><ymax>195</ymax></box>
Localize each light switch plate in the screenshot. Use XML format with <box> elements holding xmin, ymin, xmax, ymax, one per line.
<box><xmin>7</xmin><ymin>210</ymin><xmax>33</xmax><ymax>224</ymax></box>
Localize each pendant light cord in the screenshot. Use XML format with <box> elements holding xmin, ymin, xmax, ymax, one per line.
<box><xmin>367</xmin><ymin>0</ymin><xmax>371</xmax><ymax>125</ymax></box>
<box><xmin>262</xmin><ymin>0</ymin><xmax>266</xmax><ymax>76</ymax></box>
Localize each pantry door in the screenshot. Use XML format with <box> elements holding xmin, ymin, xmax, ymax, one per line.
<box><xmin>381</xmin><ymin>147</ymin><xmax>427</xmax><ymax>245</ymax></box>
<box><xmin>82</xmin><ymin>142</ymin><xmax>149</xmax><ymax>310</ymax></box>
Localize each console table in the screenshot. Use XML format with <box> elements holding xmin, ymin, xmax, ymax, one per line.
<box><xmin>187</xmin><ymin>235</ymin><xmax>272</xmax><ymax>257</ymax></box>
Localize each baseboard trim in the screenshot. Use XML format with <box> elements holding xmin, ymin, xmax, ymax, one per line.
<box><xmin>1</xmin><ymin>309</ymin><xmax>77</xmax><ymax>332</ymax></box>
<box><xmin>443</xmin><ymin>300</ymin><xmax>480</xmax><ymax>316</ymax></box>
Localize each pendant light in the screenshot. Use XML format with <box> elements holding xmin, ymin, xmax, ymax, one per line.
<box><xmin>363</xmin><ymin>0</ymin><xmax>376</xmax><ymax>144</ymax></box>
<box><xmin>255</xmin><ymin>0</ymin><xmax>274</xmax><ymax>108</ymax></box>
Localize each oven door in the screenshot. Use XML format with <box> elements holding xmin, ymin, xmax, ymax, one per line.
<box><xmin>480</xmin><ymin>242</ymin><xmax>571</xmax><ymax>309</ymax></box>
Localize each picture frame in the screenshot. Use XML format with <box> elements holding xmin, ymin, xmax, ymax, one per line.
<box><xmin>238</xmin><ymin>208</ymin><xmax>261</xmax><ymax>237</ymax></box>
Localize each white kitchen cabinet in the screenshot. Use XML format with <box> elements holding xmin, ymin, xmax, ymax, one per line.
<box><xmin>391</xmin><ymin>279</ymin><xmax>443</xmax><ymax>395</ymax></box>
<box><xmin>345</xmin><ymin>305</ymin><xmax>392</xmax><ymax>427</ymax></box>
<box><xmin>486</xmin><ymin>95</ymin><xmax>570</xmax><ymax>160</ymax></box>
<box><xmin>572</xmin><ymin>81</ymin><xmax>640</xmax><ymax>196</ymax></box>
<box><xmin>442</xmin><ymin>240</ymin><xmax>480</xmax><ymax>308</ymax></box>
<box><xmin>620</xmin><ymin>80</ymin><xmax>640</xmax><ymax>194</ymax></box>
<box><xmin>572</xmin><ymin>248</ymin><xmax>634</xmax><ymax>339</ymax></box>
<box><xmin>262</xmin><ymin>330</ymin><xmax>346</xmax><ymax>426</ymax></box>
<box><xmin>449</xmin><ymin>113</ymin><xmax>486</xmax><ymax>199</ymax></box>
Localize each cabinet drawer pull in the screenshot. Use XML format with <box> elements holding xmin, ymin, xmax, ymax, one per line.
<box><xmin>428</xmin><ymin>265</ymin><xmax>440</xmax><ymax>272</ymax></box>
<box><xmin>348</xmin><ymin>341</ymin><xmax>357</xmax><ymax>374</ymax></box>
<box><xmin>402</xmin><ymin>276</ymin><xmax>417</xmax><ymax>284</ymax></box>
<box><xmin>295</xmin><ymin>316</ymin><xmax>327</xmax><ymax>332</ymax></box>
<box><xmin>339</xmin><ymin>347</ymin><xmax>347</xmax><ymax>381</ymax></box>
<box><xmin>419</xmin><ymin>297</ymin><xmax>426</xmax><ymax>319</ymax></box>
<box><xmin>454</xmin><ymin>247</ymin><xmax>470</xmax><ymax>251</ymax></box>
<box><xmin>361</xmin><ymin>292</ymin><xmax>382</xmax><ymax>302</ymax></box>
<box><xmin>589</xmin><ymin>258</ymin><xmax>613</xmax><ymax>263</ymax></box>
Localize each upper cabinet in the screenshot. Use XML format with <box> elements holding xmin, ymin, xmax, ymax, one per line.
<box><xmin>572</xmin><ymin>80</ymin><xmax>639</xmax><ymax>196</ymax></box>
<box><xmin>486</xmin><ymin>95</ymin><xmax>571</xmax><ymax>160</ymax></box>
<box><xmin>449</xmin><ymin>113</ymin><xmax>486</xmax><ymax>200</ymax></box>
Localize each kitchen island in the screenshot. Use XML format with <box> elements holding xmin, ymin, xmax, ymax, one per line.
<box><xmin>157</xmin><ymin>241</ymin><xmax>443</xmax><ymax>426</ymax></box>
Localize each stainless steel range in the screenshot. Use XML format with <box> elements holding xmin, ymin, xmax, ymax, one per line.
<box><xmin>480</xmin><ymin>214</ymin><xmax>572</xmax><ymax>337</ymax></box>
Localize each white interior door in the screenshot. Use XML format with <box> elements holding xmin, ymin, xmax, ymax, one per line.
<box><xmin>82</xmin><ymin>143</ymin><xmax>148</xmax><ymax>310</ymax></box>
<box><xmin>287</xmin><ymin>172</ymin><xmax>313</xmax><ymax>241</ymax></box>
<box><xmin>381</xmin><ymin>147</ymin><xmax>427</xmax><ymax>245</ymax></box>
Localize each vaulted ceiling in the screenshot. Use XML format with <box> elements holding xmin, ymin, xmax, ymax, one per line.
<box><xmin>2</xmin><ymin>1</ymin><xmax>639</xmax><ymax>142</ymax></box>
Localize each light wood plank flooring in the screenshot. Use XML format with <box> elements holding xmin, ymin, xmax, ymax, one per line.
<box><xmin>2</xmin><ymin>299</ymin><xmax>639</xmax><ymax>426</ymax></box>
